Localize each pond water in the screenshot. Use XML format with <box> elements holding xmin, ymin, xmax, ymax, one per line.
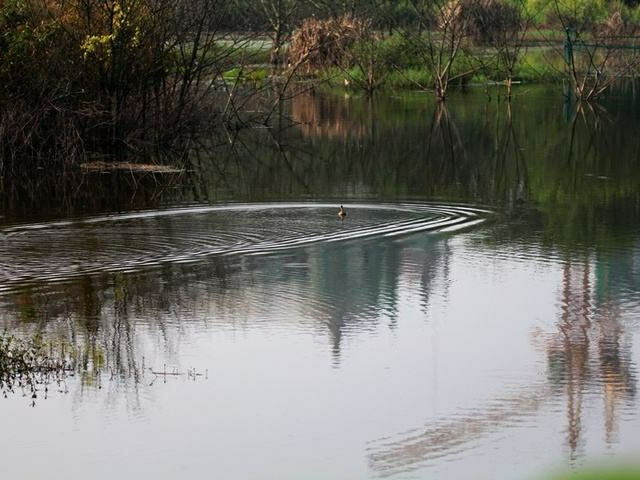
<box><xmin>1</xmin><ymin>87</ymin><xmax>640</xmax><ymax>479</ymax></box>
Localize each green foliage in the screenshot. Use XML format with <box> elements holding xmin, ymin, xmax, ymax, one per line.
<box><xmin>628</xmin><ymin>3</ymin><xmax>640</xmax><ymax>24</ymax></box>
<box><xmin>378</xmin><ymin>34</ymin><xmax>425</xmax><ymax>69</ymax></box>
<box><xmin>516</xmin><ymin>48</ymin><xmax>566</xmax><ymax>81</ymax></box>
<box><xmin>222</xmin><ymin>67</ymin><xmax>268</xmax><ymax>86</ymax></box>
<box><xmin>325</xmin><ymin>33</ymin><xmax>441</xmax><ymax>92</ymax></box>
<box><xmin>246</xmin><ymin>68</ymin><xmax>268</xmax><ymax>82</ymax></box>
<box><xmin>0</xmin><ymin>0</ymin><xmax>244</xmax><ymax>165</ymax></box>
<box><xmin>385</xmin><ymin>68</ymin><xmax>434</xmax><ymax>89</ymax></box>
<box><xmin>0</xmin><ymin>1</ymin><xmax>77</xmax><ymax>96</ymax></box>
<box><xmin>527</xmin><ymin>0</ymin><xmax>614</xmax><ymax>26</ymax></box>
<box><xmin>561</xmin><ymin>0</ymin><xmax>609</xmax><ymax>25</ymax></box>
<box><xmin>81</xmin><ymin>2</ymin><xmax>142</xmax><ymax>65</ymax></box>
<box><xmin>221</xmin><ymin>44</ymin><xmax>272</xmax><ymax>67</ymax></box>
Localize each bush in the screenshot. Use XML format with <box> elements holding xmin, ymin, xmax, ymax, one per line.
<box><xmin>288</xmin><ymin>15</ymin><xmax>371</xmax><ymax>74</ymax></box>
<box><xmin>599</xmin><ymin>8</ymin><xmax>640</xmax><ymax>35</ymax></box>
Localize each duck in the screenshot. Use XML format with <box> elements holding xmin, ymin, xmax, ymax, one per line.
<box><xmin>338</xmin><ymin>205</ymin><xmax>347</xmax><ymax>221</ymax></box>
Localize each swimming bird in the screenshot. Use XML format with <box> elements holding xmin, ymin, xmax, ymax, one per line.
<box><xmin>338</xmin><ymin>205</ymin><xmax>347</xmax><ymax>221</ymax></box>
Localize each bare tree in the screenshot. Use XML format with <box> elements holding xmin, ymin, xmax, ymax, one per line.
<box><xmin>553</xmin><ymin>1</ymin><xmax>640</xmax><ymax>101</ymax></box>
<box><xmin>233</xmin><ymin>0</ymin><xmax>301</xmax><ymax>70</ymax></box>
<box><xmin>407</xmin><ymin>0</ymin><xmax>475</xmax><ymax>100</ymax></box>
<box><xmin>473</xmin><ymin>0</ymin><xmax>534</xmax><ymax>99</ymax></box>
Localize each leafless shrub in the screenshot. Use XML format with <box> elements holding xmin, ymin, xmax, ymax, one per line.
<box><xmin>407</xmin><ymin>0</ymin><xmax>477</xmax><ymax>100</ymax></box>
<box><xmin>444</xmin><ymin>0</ymin><xmax>522</xmax><ymax>45</ymax></box>
<box><xmin>287</xmin><ymin>15</ymin><xmax>371</xmax><ymax>74</ymax></box>
<box><xmin>599</xmin><ymin>9</ymin><xmax>639</xmax><ymax>36</ymax></box>
<box><xmin>555</xmin><ymin>2</ymin><xmax>640</xmax><ymax>100</ymax></box>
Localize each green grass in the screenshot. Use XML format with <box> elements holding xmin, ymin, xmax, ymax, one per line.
<box><xmin>385</xmin><ymin>68</ymin><xmax>434</xmax><ymax>90</ymax></box>
<box><xmin>209</xmin><ymin>42</ymin><xmax>271</xmax><ymax>70</ymax></box>
<box><xmin>221</xmin><ymin>66</ymin><xmax>269</xmax><ymax>86</ymax></box>
<box><xmin>224</xmin><ymin>45</ymin><xmax>271</xmax><ymax>66</ymax></box>
<box><xmin>299</xmin><ymin>21</ymin><xmax>640</xmax><ymax>92</ymax></box>
<box><xmin>524</xmin><ymin>27</ymin><xmax>567</xmax><ymax>42</ymax></box>
<box><xmin>515</xmin><ymin>48</ymin><xmax>566</xmax><ymax>82</ymax></box>
<box><xmin>549</xmin><ymin>466</ymin><xmax>640</xmax><ymax>480</ymax></box>
<box><xmin>226</xmin><ymin>23</ymin><xmax>640</xmax><ymax>93</ymax></box>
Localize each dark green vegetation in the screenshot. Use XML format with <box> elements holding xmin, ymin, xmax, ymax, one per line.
<box><xmin>0</xmin><ymin>0</ymin><xmax>276</xmax><ymax>172</ymax></box>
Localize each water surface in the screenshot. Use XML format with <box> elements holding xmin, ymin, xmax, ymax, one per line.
<box><xmin>1</xmin><ymin>87</ymin><xmax>640</xmax><ymax>479</ymax></box>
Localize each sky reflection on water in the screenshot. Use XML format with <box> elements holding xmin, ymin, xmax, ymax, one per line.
<box><xmin>1</xmin><ymin>213</ymin><xmax>639</xmax><ymax>479</ymax></box>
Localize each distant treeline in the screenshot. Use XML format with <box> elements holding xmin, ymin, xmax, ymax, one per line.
<box><xmin>221</xmin><ymin>0</ymin><xmax>640</xmax><ymax>31</ymax></box>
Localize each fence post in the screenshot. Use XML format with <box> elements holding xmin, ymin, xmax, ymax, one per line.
<box><xmin>564</xmin><ymin>26</ymin><xmax>575</xmax><ymax>68</ymax></box>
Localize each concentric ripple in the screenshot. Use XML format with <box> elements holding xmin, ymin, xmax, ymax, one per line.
<box><xmin>0</xmin><ymin>202</ymin><xmax>491</xmax><ymax>293</ymax></box>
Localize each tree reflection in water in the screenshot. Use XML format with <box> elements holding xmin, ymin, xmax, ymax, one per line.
<box><xmin>366</xmin><ymin>250</ymin><xmax>637</xmax><ymax>477</ymax></box>
<box><xmin>0</xmin><ymin>88</ymin><xmax>639</xmax><ymax>477</ymax></box>
<box><xmin>363</xmin><ymin>96</ymin><xmax>639</xmax><ymax>476</ymax></box>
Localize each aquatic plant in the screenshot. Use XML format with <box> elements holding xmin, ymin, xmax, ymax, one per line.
<box><xmin>0</xmin><ymin>333</ymin><xmax>71</xmax><ymax>406</ymax></box>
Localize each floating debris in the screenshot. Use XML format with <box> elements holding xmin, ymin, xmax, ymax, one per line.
<box><xmin>79</xmin><ymin>161</ymin><xmax>183</xmax><ymax>174</ymax></box>
<box><xmin>148</xmin><ymin>364</ymin><xmax>208</xmax><ymax>385</ymax></box>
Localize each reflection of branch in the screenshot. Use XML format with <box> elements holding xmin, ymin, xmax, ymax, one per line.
<box><xmin>264</xmin><ymin>50</ymin><xmax>315</xmax><ymax>125</ymax></box>
<box><xmin>494</xmin><ymin>102</ymin><xmax>529</xmax><ymax>203</ymax></box>
<box><xmin>367</xmin><ymin>384</ymin><xmax>550</xmax><ymax>477</ymax></box>
<box><xmin>428</xmin><ymin>102</ymin><xmax>467</xmax><ymax>182</ymax></box>
<box><xmin>148</xmin><ymin>365</ymin><xmax>207</xmax><ymax>385</ymax></box>
<box><xmin>267</xmin><ymin>128</ymin><xmax>312</xmax><ymax>194</ymax></box>
<box><xmin>369</xmin><ymin>252</ymin><xmax>637</xmax><ymax>475</ymax></box>
<box><xmin>565</xmin><ymin>100</ymin><xmax>612</xmax><ymax>172</ymax></box>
